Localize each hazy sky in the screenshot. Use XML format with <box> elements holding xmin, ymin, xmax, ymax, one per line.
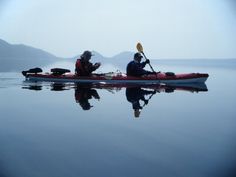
<box><xmin>0</xmin><ymin>0</ymin><xmax>235</xmax><ymax>59</ymax></box>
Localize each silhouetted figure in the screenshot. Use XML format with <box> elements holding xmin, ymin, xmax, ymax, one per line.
<box><xmin>126</xmin><ymin>87</ymin><xmax>156</xmax><ymax>117</ymax></box>
<box><xmin>74</xmin><ymin>84</ymin><xmax>100</xmax><ymax>110</ymax></box>
<box><xmin>126</xmin><ymin>53</ymin><xmax>155</xmax><ymax>77</ymax></box>
<box><xmin>75</xmin><ymin>50</ymin><xmax>101</xmax><ymax>76</ymax></box>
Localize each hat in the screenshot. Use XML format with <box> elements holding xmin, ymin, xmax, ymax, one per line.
<box><xmin>134</xmin><ymin>52</ymin><xmax>143</xmax><ymax>60</ymax></box>
<box><xmin>79</xmin><ymin>100</ymin><xmax>93</xmax><ymax>110</ymax></box>
<box><xmin>81</xmin><ymin>50</ymin><xmax>93</xmax><ymax>60</ymax></box>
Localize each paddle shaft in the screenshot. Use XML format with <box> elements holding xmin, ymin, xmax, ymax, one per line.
<box><xmin>141</xmin><ymin>90</ymin><xmax>156</xmax><ymax>108</ymax></box>
<box><xmin>140</xmin><ymin>51</ymin><xmax>155</xmax><ymax>73</ymax></box>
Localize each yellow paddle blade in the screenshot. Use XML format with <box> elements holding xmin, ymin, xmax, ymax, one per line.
<box><xmin>136</xmin><ymin>42</ymin><xmax>143</xmax><ymax>52</ymax></box>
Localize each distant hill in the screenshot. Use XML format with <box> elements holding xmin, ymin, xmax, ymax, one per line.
<box><xmin>71</xmin><ymin>51</ymin><xmax>133</xmax><ymax>62</ymax></box>
<box><xmin>70</xmin><ymin>51</ymin><xmax>108</xmax><ymax>63</ymax></box>
<box><xmin>1</xmin><ymin>38</ymin><xmax>235</xmax><ymax>72</ymax></box>
<box><xmin>0</xmin><ymin>39</ymin><xmax>60</xmax><ymax>72</ymax></box>
<box><xmin>111</xmin><ymin>51</ymin><xmax>134</xmax><ymax>68</ymax></box>
<box><xmin>0</xmin><ymin>38</ymin><xmax>135</xmax><ymax>72</ymax></box>
<box><xmin>69</xmin><ymin>51</ymin><xmax>134</xmax><ymax>69</ymax></box>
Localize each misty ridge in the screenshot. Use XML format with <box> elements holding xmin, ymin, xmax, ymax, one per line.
<box><xmin>0</xmin><ymin>39</ymin><xmax>236</xmax><ymax>72</ymax></box>
<box><xmin>0</xmin><ymin>39</ymin><xmax>134</xmax><ymax>72</ymax></box>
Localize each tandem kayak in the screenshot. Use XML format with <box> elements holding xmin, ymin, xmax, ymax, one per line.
<box><xmin>22</xmin><ymin>69</ymin><xmax>209</xmax><ymax>85</ymax></box>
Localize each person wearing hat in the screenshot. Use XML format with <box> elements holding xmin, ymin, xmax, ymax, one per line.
<box><xmin>126</xmin><ymin>52</ymin><xmax>154</xmax><ymax>77</ymax></box>
<box><xmin>75</xmin><ymin>50</ymin><xmax>101</xmax><ymax>76</ymax></box>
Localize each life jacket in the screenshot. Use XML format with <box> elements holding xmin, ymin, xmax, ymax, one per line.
<box><xmin>74</xmin><ymin>91</ymin><xmax>81</xmax><ymax>102</ymax></box>
<box><xmin>75</xmin><ymin>59</ymin><xmax>81</xmax><ymax>71</ymax></box>
<box><xmin>75</xmin><ymin>58</ymin><xmax>94</xmax><ymax>76</ymax></box>
<box><xmin>75</xmin><ymin>59</ymin><xmax>86</xmax><ymax>75</ymax></box>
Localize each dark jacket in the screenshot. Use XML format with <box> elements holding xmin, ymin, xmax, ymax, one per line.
<box><xmin>126</xmin><ymin>60</ymin><xmax>152</xmax><ymax>77</ymax></box>
<box><xmin>126</xmin><ymin>87</ymin><xmax>154</xmax><ymax>109</ymax></box>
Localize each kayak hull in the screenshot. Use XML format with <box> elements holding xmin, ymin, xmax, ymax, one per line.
<box><xmin>25</xmin><ymin>73</ymin><xmax>209</xmax><ymax>84</ymax></box>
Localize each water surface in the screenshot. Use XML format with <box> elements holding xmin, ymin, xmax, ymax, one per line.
<box><xmin>0</xmin><ymin>64</ymin><xmax>236</xmax><ymax>177</ymax></box>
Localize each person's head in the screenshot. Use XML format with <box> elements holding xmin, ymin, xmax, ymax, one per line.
<box><xmin>134</xmin><ymin>109</ymin><xmax>141</xmax><ymax>118</ymax></box>
<box><xmin>132</xmin><ymin>101</ymin><xmax>142</xmax><ymax>118</ymax></box>
<box><xmin>133</xmin><ymin>52</ymin><xmax>143</xmax><ymax>63</ymax></box>
<box><xmin>81</xmin><ymin>50</ymin><xmax>93</xmax><ymax>61</ymax></box>
<box><xmin>79</xmin><ymin>100</ymin><xmax>93</xmax><ymax>110</ymax></box>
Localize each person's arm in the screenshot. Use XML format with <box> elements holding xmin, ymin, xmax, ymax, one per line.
<box><xmin>140</xmin><ymin>61</ymin><xmax>147</xmax><ymax>68</ymax></box>
<box><xmin>90</xmin><ymin>62</ymin><xmax>101</xmax><ymax>72</ymax></box>
<box><xmin>91</xmin><ymin>89</ymin><xmax>100</xmax><ymax>100</ymax></box>
<box><xmin>133</xmin><ymin>63</ymin><xmax>150</xmax><ymax>76</ymax></box>
<box><xmin>85</xmin><ymin>62</ymin><xmax>98</xmax><ymax>73</ymax></box>
<box><xmin>140</xmin><ymin>59</ymin><xmax>150</xmax><ymax>68</ymax></box>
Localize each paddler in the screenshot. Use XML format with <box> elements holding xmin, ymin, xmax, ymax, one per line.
<box><xmin>126</xmin><ymin>52</ymin><xmax>156</xmax><ymax>77</ymax></box>
<box><xmin>75</xmin><ymin>50</ymin><xmax>101</xmax><ymax>76</ymax></box>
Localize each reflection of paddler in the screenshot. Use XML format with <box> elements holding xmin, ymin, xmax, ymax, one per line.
<box><xmin>126</xmin><ymin>87</ymin><xmax>156</xmax><ymax>118</ymax></box>
<box><xmin>74</xmin><ymin>85</ymin><xmax>100</xmax><ymax>110</ymax></box>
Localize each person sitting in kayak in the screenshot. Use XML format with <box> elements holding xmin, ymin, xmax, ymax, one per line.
<box><xmin>75</xmin><ymin>50</ymin><xmax>101</xmax><ymax>76</ymax></box>
<box><xmin>126</xmin><ymin>52</ymin><xmax>155</xmax><ymax>77</ymax></box>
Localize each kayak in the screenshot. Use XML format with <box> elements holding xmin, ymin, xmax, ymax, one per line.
<box><xmin>23</xmin><ymin>72</ymin><xmax>209</xmax><ymax>84</ymax></box>
<box><xmin>22</xmin><ymin>67</ymin><xmax>208</xmax><ymax>84</ymax></box>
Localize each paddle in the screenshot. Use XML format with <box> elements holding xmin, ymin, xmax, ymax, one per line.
<box><xmin>136</xmin><ymin>43</ymin><xmax>156</xmax><ymax>73</ymax></box>
<box><xmin>141</xmin><ymin>87</ymin><xmax>161</xmax><ymax>108</ymax></box>
<box><xmin>141</xmin><ymin>90</ymin><xmax>156</xmax><ymax>108</ymax></box>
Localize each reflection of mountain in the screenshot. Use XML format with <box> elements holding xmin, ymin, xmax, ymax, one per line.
<box><xmin>0</xmin><ymin>39</ymin><xmax>60</xmax><ymax>72</ymax></box>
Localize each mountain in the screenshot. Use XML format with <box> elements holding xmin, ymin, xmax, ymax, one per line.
<box><xmin>0</xmin><ymin>39</ymin><xmax>60</xmax><ymax>72</ymax></box>
<box><xmin>0</xmin><ymin>38</ymin><xmax>134</xmax><ymax>72</ymax></box>
<box><xmin>110</xmin><ymin>51</ymin><xmax>134</xmax><ymax>68</ymax></box>
<box><xmin>69</xmin><ymin>51</ymin><xmax>134</xmax><ymax>68</ymax></box>
<box><xmin>70</xmin><ymin>51</ymin><xmax>109</xmax><ymax>63</ymax></box>
<box><xmin>1</xmin><ymin>39</ymin><xmax>236</xmax><ymax>73</ymax></box>
<box><xmin>0</xmin><ymin>38</ymin><xmax>138</xmax><ymax>72</ymax></box>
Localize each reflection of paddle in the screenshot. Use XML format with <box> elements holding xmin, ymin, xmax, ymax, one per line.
<box><xmin>141</xmin><ymin>89</ymin><xmax>158</xmax><ymax>108</ymax></box>
<box><xmin>136</xmin><ymin>43</ymin><xmax>156</xmax><ymax>73</ymax></box>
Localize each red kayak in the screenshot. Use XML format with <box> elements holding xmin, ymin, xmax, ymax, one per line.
<box><xmin>24</xmin><ymin>72</ymin><xmax>208</xmax><ymax>84</ymax></box>
<box><xmin>22</xmin><ymin>67</ymin><xmax>208</xmax><ymax>85</ymax></box>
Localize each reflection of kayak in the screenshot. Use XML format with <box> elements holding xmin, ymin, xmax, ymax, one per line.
<box><xmin>87</xmin><ymin>83</ymin><xmax>208</xmax><ymax>92</ymax></box>
<box><xmin>24</xmin><ymin>72</ymin><xmax>209</xmax><ymax>84</ymax></box>
<box><xmin>22</xmin><ymin>80</ymin><xmax>208</xmax><ymax>92</ymax></box>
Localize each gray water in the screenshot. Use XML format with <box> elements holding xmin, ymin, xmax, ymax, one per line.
<box><xmin>0</xmin><ymin>64</ymin><xmax>236</xmax><ymax>177</ymax></box>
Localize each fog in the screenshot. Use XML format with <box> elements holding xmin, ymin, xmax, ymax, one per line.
<box><xmin>0</xmin><ymin>0</ymin><xmax>235</xmax><ymax>59</ymax></box>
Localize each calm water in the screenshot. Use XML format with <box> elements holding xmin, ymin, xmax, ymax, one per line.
<box><xmin>0</xmin><ymin>64</ymin><xmax>236</xmax><ymax>177</ymax></box>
